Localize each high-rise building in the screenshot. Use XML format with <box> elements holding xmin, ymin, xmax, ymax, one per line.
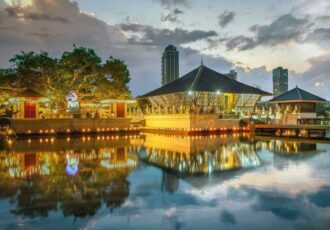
<box><xmin>161</xmin><ymin>45</ymin><xmax>179</xmax><ymax>85</ymax></box>
<box><xmin>272</xmin><ymin>67</ymin><xmax>288</xmax><ymax>97</ymax></box>
<box><xmin>225</xmin><ymin>69</ymin><xmax>238</xmax><ymax>81</ymax></box>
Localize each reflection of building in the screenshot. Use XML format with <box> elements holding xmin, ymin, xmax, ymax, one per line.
<box><xmin>162</xmin><ymin>45</ymin><xmax>179</xmax><ymax>85</ymax></box>
<box><xmin>161</xmin><ymin>171</ymin><xmax>179</xmax><ymax>193</ymax></box>
<box><xmin>137</xmin><ymin>133</ymin><xmax>260</xmax><ymax>174</ymax></box>
<box><xmin>256</xmin><ymin>138</ymin><xmax>323</xmax><ymax>170</ymax></box>
<box><xmin>273</xmin><ymin>67</ymin><xmax>288</xmax><ymax>97</ymax></box>
<box><xmin>0</xmin><ymin>136</ymin><xmax>139</xmax><ymax>179</ymax></box>
<box><xmin>269</xmin><ymin>87</ymin><xmax>326</xmax><ymax>124</ymax></box>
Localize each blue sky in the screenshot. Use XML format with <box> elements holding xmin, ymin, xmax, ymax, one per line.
<box><xmin>0</xmin><ymin>0</ymin><xmax>329</xmax><ymax>97</ymax></box>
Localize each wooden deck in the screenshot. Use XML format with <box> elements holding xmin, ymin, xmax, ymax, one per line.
<box><xmin>254</xmin><ymin>124</ymin><xmax>330</xmax><ymax>130</ymax></box>
<box><xmin>253</xmin><ymin>124</ymin><xmax>330</xmax><ymax>138</ymax></box>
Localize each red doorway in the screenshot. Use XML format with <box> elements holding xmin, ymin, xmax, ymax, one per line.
<box><xmin>116</xmin><ymin>148</ymin><xmax>125</xmax><ymax>161</ymax></box>
<box><xmin>24</xmin><ymin>100</ymin><xmax>36</xmax><ymax>118</ymax></box>
<box><xmin>116</xmin><ymin>103</ymin><xmax>125</xmax><ymax>118</ymax></box>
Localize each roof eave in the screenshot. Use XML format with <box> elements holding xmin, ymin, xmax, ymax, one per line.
<box><xmin>269</xmin><ymin>100</ymin><xmax>326</xmax><ymax>104</ymax></box>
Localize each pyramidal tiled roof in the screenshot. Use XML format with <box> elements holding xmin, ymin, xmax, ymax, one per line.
<box><xmin>140</xmin><ymin>65</ymin><xmax>271</xmax><ymax>98</ymax></box>
<box><xmin>269</xmin><ymin>86</ymin><xmax>326</xmax><ymax>103</ymax></box>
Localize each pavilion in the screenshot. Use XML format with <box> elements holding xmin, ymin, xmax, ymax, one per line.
<box><xmin>9</xmin><ymin>88</ymin><xmax>49</xmax><ymax>119</ymax></box>
<box><xmin>269</xmin><ymin>86</ymin><xmax>326</xmax><ymax>124</ymax></box>
<box><xmin>138</xmin><ymin>64</ymin><xmax>271</xmax><ymax>131</ymax></box>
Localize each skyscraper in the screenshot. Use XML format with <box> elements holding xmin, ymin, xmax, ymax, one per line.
<box><xmin>225</xmin><ymin>69</ymin><xmax>238</xmax><ymax>81</ymax></box>
<box><xmin>272</xmin><ymin>67</ymin><xmax>288</xmax><ymax>97</ymax></box>
<box><xmin>161</xmin><ymin>45</ymin><xmax>179</xmax><ymax>85</ymax></box>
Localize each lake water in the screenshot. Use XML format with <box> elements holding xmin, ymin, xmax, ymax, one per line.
<box><xmin>0</xmin><ymin>133</ymin><xmax>330</xmax><ymax>230</ymax></box>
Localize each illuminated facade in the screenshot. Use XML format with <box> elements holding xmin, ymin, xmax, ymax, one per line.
<box><xmin>138</xmin><ymin>64</ymin><xmax>270</xmax><ymax>131</ymax></box>
<box><xmin>9</xmin><ymin>88</ymin><xmax>50</xmax><ymax>119</ymax></box>
<box><xmin>268</xmin><ymin>87</ymin><xmax>326</xmax><ymax>124</ymax></box>
<box><xmin>140</xmin><ymin>64</ymin><xmax>270</xmax><ymax>116</ymax></box>
<box><xmin>7</xmin><ymin>88</ymin><xmax>138</xmax><ymax>120</ymax></box>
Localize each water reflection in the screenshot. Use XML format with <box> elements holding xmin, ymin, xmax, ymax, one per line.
<box><xmin>0</xmin><ymin>134</ymin><xmax>329</xmax><ymax>229</ymax></box>
<box><xmin>0</xmin><ymin>136</ymin><xmax>140</xmax><ymax>218</ymax></box>
<box><xmin>137</xmin><ymin>134</ymin><xmax>261</xmax><ymax>174</ymax></box>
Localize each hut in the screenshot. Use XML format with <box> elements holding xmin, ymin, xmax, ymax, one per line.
<box><xmin>269</xmin><ymin>86</ymin><xmax>326</xmax><ymax>124</ymax></box>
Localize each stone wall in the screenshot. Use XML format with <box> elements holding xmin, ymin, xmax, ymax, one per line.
<box><xmin>10</xmin><ymin>118</ymin><xmax>132</xmax><ymax>135</ymax></box>
<box><xmin>144</xmin><ymin>114</ymin><xmax>241</xmax><ymax>131</ymax></box>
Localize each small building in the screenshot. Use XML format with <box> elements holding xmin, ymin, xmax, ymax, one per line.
<box><xmin>9</xmin><ymin>88</ymin><xmax>49</xmax><ymax>119</ymax></box>
<box><xmin>269</xmin><ymin>86</ymin><xmax>326</xmax><ymax>124</ymax></box>
<box><xmin>80</xmin><ymin>99</ymin><xmax>138</xmax><ymax>118</ymax></box>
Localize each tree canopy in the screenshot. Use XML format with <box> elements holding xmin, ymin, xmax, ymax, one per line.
<box><xmin>0</xmin><ymin>46</ymin><xmax>131</xmax><ymax>110</ymax></box>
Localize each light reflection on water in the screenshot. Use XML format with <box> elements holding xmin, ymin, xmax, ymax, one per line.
<box><xmin>0</xmin><ymin>134</ymin><xmax>330</xmax><ymax>230</ymax></box>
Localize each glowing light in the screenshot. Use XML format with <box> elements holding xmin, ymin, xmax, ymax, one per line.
<box><xmin>66</xmin><ymin>155</ymin><xmax>79</xmax><ymax>176</ymax></box>
<box><xmin>188</xmin><ymin>91</ymin><xmax>193</xmax><ymax>96</ymax></box>
<box><xmin>5</xmin><ymin>0</ymin><xmax>33</xmax><ymax>7</ymax></box>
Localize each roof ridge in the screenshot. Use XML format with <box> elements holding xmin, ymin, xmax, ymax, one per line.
<box><xmin>296</xmin><ymin>87</ymin><xmax>302</xmax><ymax>100</ymax></box>
<box><xmin>190</xmin><ymin>65</ymin><xmax>203</xmax><ymax>90</ymax></box>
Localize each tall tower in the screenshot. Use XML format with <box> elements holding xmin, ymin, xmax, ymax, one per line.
<box><xmin>225</xmin><ymin>69</ymin><xmax>238</xmax><ymax>81</ymax></box>
<box><xmin>273</xmin><ymin>67</ymin><xmax>288</xmax><ymax>97</ymax></box>
<box><xmin>161</xmin><ymin>45</ymin><xmax>179</xmax><ymax>85</ymax></box>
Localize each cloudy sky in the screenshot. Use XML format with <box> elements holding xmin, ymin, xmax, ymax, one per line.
<box><xmin>0</xmin><ymin>0</ymin><xmax>329</xmax><ymax>98</ymax></box>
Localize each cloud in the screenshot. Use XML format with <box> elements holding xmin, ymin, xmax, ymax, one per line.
<box><xmin>157</xmin><ymin>0</ymin><xmax>189</xmax><ymax>9</ymax></box>
<box><xmin>225</xmin><ymin>36</ymin><xmax>256</xmax><ymax>51</ymax></box>
<box><xmin>0</xmin><ymin>0</ymin><xmax>222</xmax><ymax>97</ymax></box>
<box><xmin>218</xmin><ymin>11</ymin><xmax>235</xmax><ymax>28</ymax></box>
<box><xmin>305</xmin><ymin>28</ymin><xmax>330</xmax><ymax>48</ymax></box>
<box><xmin>0</xmin><ymin>0</ymin><xmax>329</xmax><ymax>99</ymax></box>
<box><xmin>225</xmin><ymin>14</ymin><xmax>310</xmax><ymax>51</ymax></box>
<box><xmin>292</xmin><ymin>0</ymin><xmax>330</xmax><ymax>17</ymax></box>
<box><xmin>5</xmin><ymin>5</ymin><xmax>69</xmax><ymax>23</ymax></box>
<box><xmin>161</xmin><ymin>8</ymin><xmax>184</xmax><ymax>23</ymax></box>
<box><xmin>118</xmin><ymin>22</ymin><xmax>217</xmax><ymax>47</ymax></box>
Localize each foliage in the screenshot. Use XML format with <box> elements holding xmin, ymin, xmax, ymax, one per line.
<box><xmin>0</xmin><ymin>46</ymin><xmax>131</xmax><ymax>110</ymax></box>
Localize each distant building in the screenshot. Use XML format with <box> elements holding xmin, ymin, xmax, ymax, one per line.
<box><xmin>225</xmin><ymin>69</ymin><xmax>238</xmax><ymax>81</ymax></box>
<box><xmin>272</xmin><ymin>67</ymin><xmax>288</xmax><ymax>97</ymax></box>
<box><xmin>161</xmin><ymin>45</ymin><xmax>179</xmax><ymax>85</ymax></box>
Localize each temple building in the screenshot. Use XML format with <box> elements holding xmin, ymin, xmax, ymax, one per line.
<box><xmin>138</xmin><ymin>64</ymin><xmax>270</xmax><ymax>131</ymax></box>
<box><xmin>269</xmin><ymin>86</ymin><xmax>326</xmax><ymax>124</ymax></box>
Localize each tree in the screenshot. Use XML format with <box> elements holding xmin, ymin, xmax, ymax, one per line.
<box><xmin>1</xmin><ymin>46</ymin><xmax>132</xmax><ymax>112</ymax></box>
<box><xmin>103</xmin><ymin>57</ymin><xmax>131</xmax><ymax>99</ymax></box>
<box><xmin>9</xmin><ymin>51</ymin><xmax>58</xmax><ymax>91</ymax></box>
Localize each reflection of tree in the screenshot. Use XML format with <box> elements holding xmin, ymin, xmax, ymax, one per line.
<box><xmin>0</xmin><ymin>148</ymin><xmax>135</xmax><ymax>218</ymax></box>
<box><xmin>11</xmin><ymin>178</ymin><xmax>58</xmax><ymax>218</ymax></box>
<box><xmin>103</xmin><ymin>174</ymin><xmax>130</xmax><ymax>211</ymax></box>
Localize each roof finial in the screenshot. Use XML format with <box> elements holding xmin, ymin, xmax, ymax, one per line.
<box><xmin>201</xmin><ymin>58</ymin><xmax>203</xmax><ymax>66</ymax></box>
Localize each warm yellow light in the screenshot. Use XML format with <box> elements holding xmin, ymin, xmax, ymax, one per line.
<box><xmin>4</xmin><ymin>0</ymin><xmax>33</xmax><ymax>7</ymax></box>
